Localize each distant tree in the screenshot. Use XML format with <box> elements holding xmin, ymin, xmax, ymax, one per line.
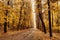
<box><xmin>17</xmin><ymin>0</ymin><xmax>24</xmax><ymax>30</ymax></box>
<box><xmin>4</xmin><ymin>20</ymin><xmax>7</xmax><ymax>33</ymax></box>
<box><xmin>4</xmin><ymin>0</ymin><xmax>10</xmax><ymax>33</ymax></box>
<box><xmin>4</xmin><ymin>10</ymin><xmax>8</xmax><ymax>33</ymax></box>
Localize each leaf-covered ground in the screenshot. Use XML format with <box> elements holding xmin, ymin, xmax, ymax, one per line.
<box><xmin>0</xmin><ymin>28</ymin><xmax>60</xmax><ymax>40</ymax></box>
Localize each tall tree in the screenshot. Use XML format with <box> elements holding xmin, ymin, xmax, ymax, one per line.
<box><xmin>4</xmin><ymin>1</ymin><xmax>9</xmax><ymax>33</ymax></box>
<box><xmin>37</xmin><ymin>0</ymin><xmax>46</xmax><ymax>33</ymax></box>
<box><xmin>17</xmin><ymin>0</ymin><xmax>24</xmax><ymax>30</ymax></box>
<box><xmin>48</xmin><ymin>0</ymin><xmax>52</xmax><ymax>37</ymax></box>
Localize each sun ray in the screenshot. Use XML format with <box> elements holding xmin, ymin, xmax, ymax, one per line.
<box><xmin>31</xmin><ymin>0</ymin><xmax>36</xmax><ymax>29</ymax></box>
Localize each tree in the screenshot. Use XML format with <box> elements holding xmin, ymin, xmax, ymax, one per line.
<box><xmin>4</xmin><ymin>10</ymin><xmax>8</xmax><ymax>33</ymax></box>
<box><xmin>48</xmin><ymin>0</ymin><xmax>52</xmax><ymax>37</ymax></box>
<box><xmin>4</xmin><ymin>0</ymin><xmax>10</xmax><ymax>33</ymax></box>
<box><xmin>36</xmin><ymin>0</ymin><xmax>46</xmax><ymax>33</ymax></box>
<box><xmin>39</xmin><ymin>13</ymin><xmax>46</xmax><ymax>33</ymax></box>
<box><xmin>4</xmin><ymin>18</ymin><xmax>7</xmax><ymax>33</ymax></box>
<box><xmin>17</xmin><ymin>0</ymin><xmax>24</xmax><ymax>30</ymax></box>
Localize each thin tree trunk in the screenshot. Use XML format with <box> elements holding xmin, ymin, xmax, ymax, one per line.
<box><xmin>48</xmin><ymin>0</ymin><xmax>52</xmax><ymax>37</ymax></box>
<box><xmin>4</xmin><ymin>19</ymin><xmax>7</xmax><ymax>33</ymax></box>
<box><xmin>17</xmin><ymin>0</ymin><xmax>24</xmax><ymax>30</ymax></box>
<box><xmin>4</xmin><ymin>1</ymin><xmax>10</xmax><ymax>33</ymax></box>
<box><xmin>38</xmin><ymin>0</ymin><xmax>46</xmax><ymax>33</ymax></box>
<box><xmin>39</xmin><ymin>13</ymin><xmax>46</xmax><ymax>33</ymax></box>
<box><xmin>4</xmin><ymin>10</ymin><xmax>8</xmax><ymax>33</ymax></box>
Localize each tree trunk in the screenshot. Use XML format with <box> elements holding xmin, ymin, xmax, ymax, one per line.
<box><xmin>48</xmin><ymin>0</ymin><xmax>52</xmax><ymax>37</ymax></box>
<box><xmin>17</xmin><ymin>0</ymin><xmax>24</xmax><ymax>30</ymax></box>
<box><xmin>4</xmin><ymin>21</ymin><xmax>7</xmax><ymax>33</ymax></box>
<box><xmin>39</xmin><ymin>13</ymin><xmax>46</xmax><ymax>33</ymax></box>
<box><xmin>37</xmin><ymin>0</ymin><xmax>46</xmax><ymax>33</ymax></box>
<box><xmin>4</xmin><ymin>0</ymin><xmax>9</xmax><ymax>33</ymax></box>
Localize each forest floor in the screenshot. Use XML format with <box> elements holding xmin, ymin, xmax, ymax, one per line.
<box><xmin>0</xmin><ymin>28</ymin><xmax>60</xmax><ymax>40</ymax></box>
